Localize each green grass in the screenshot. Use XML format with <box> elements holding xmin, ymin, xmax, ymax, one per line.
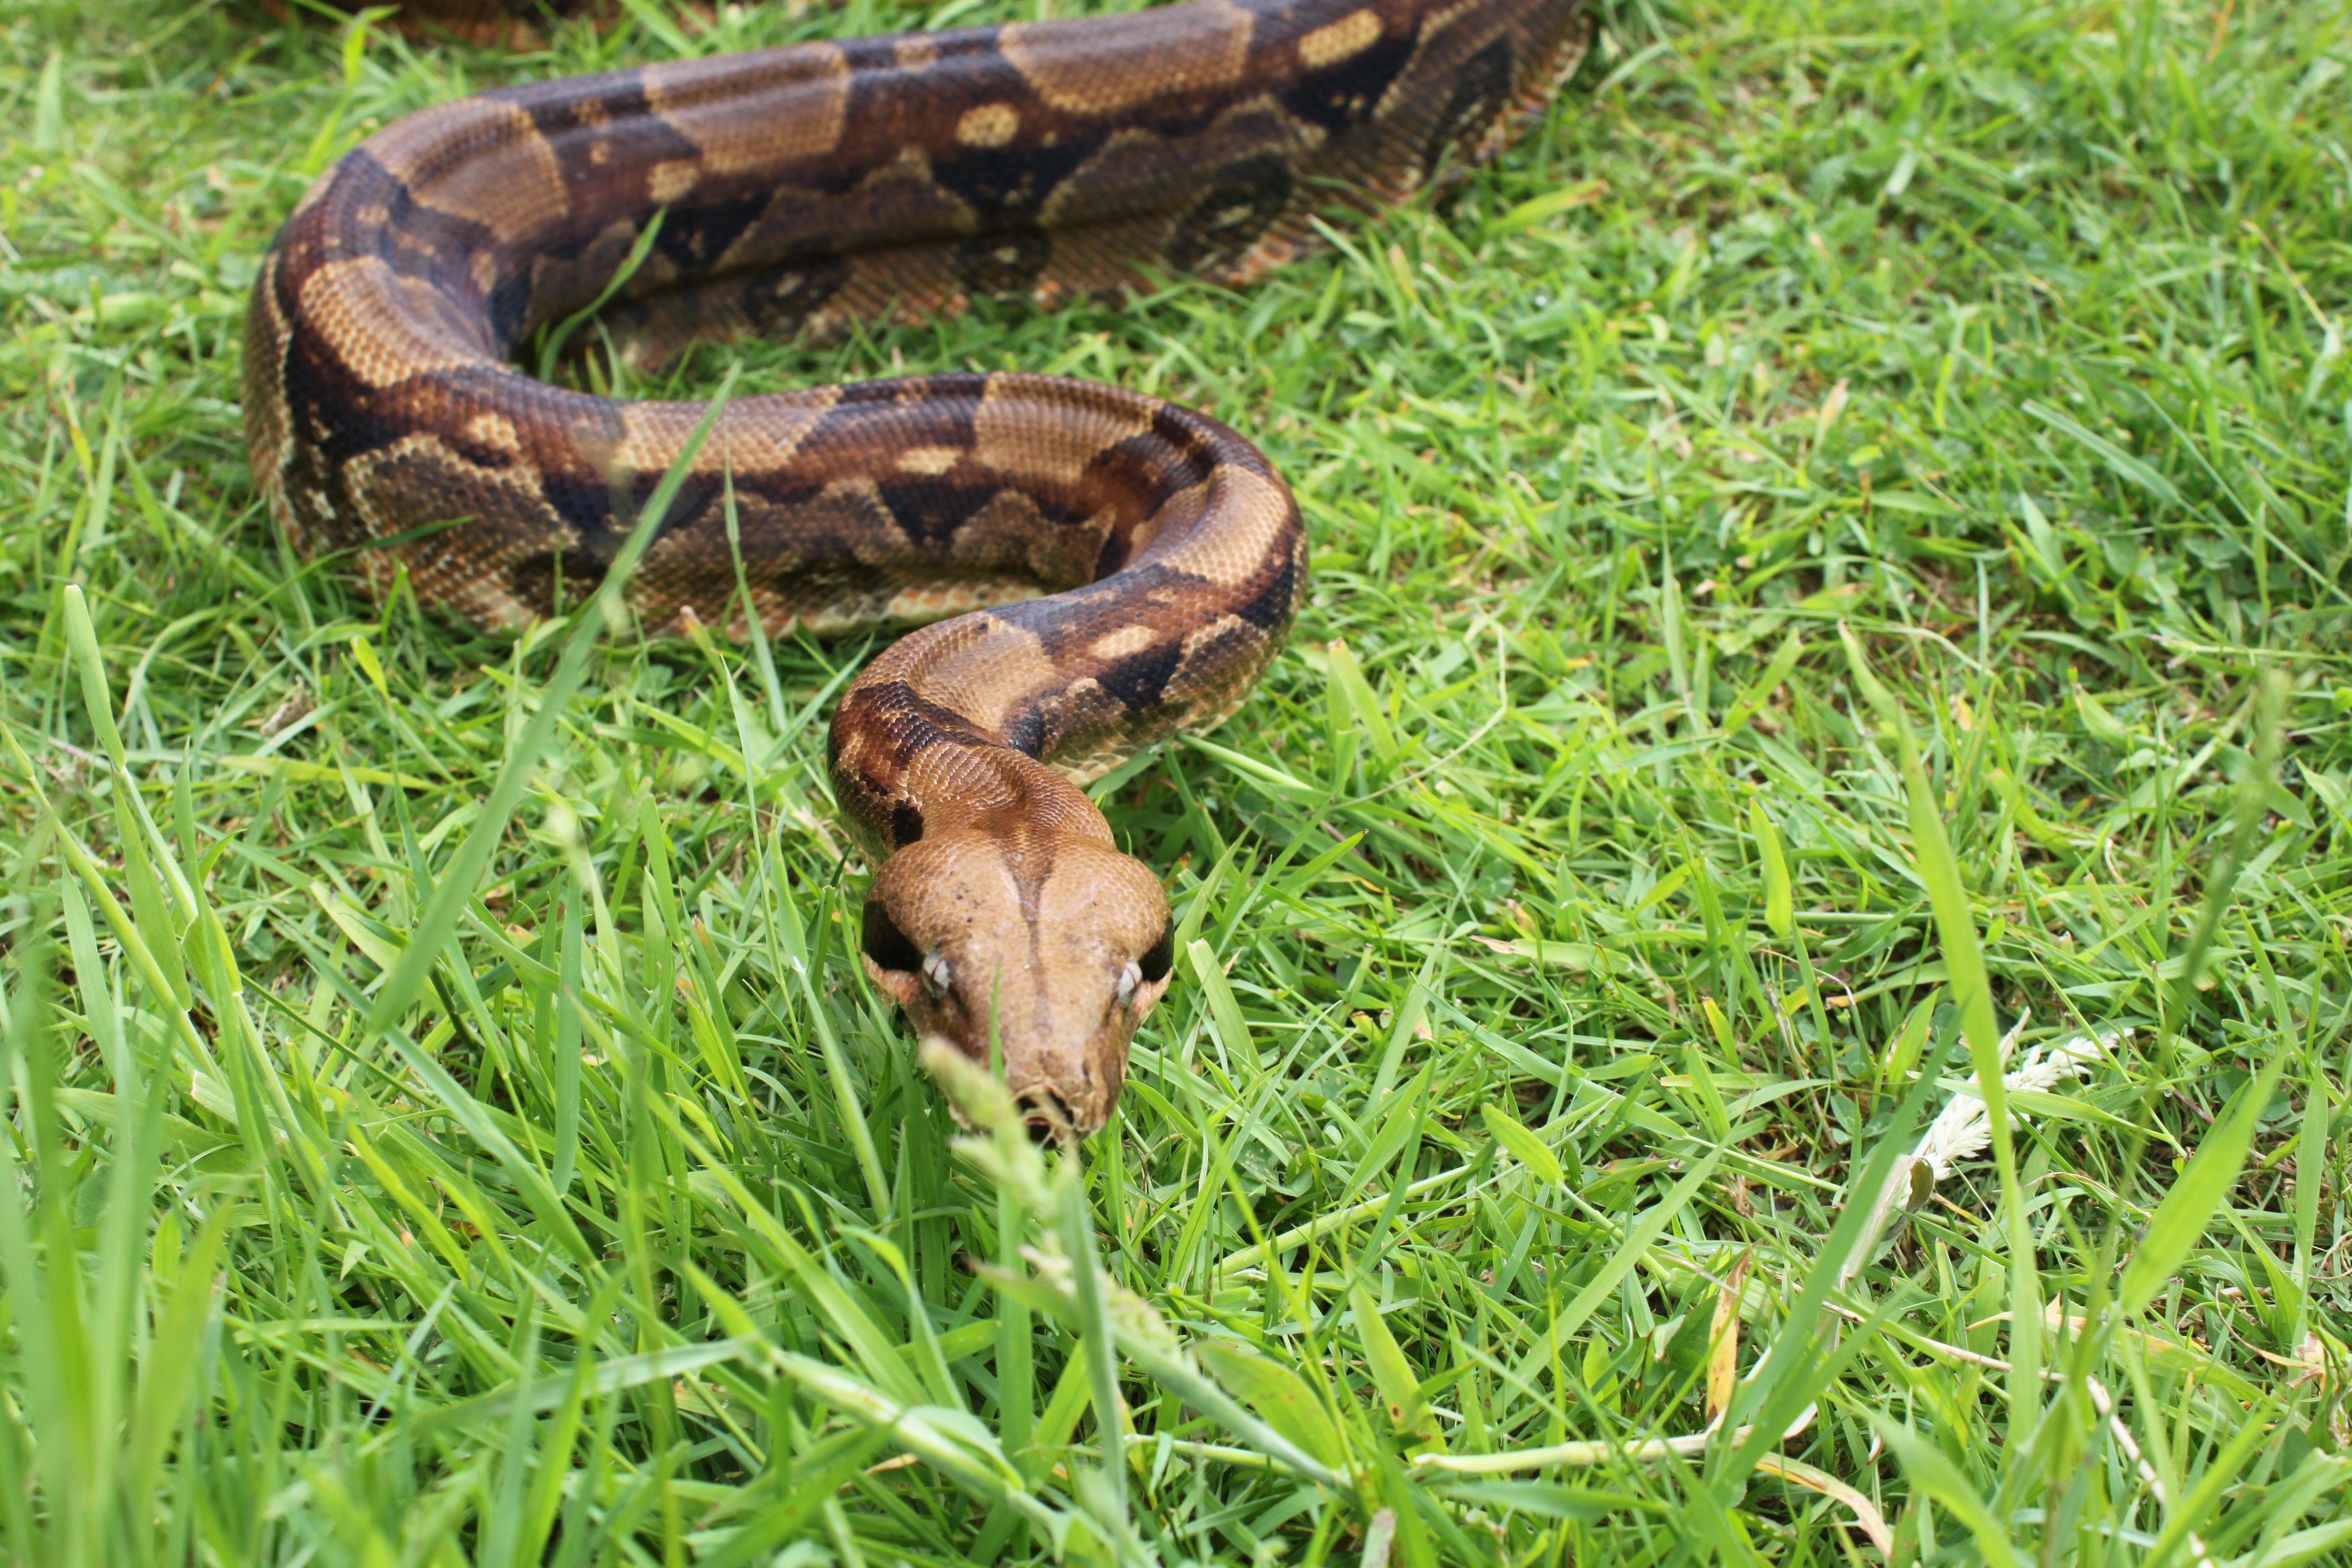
<box><xmin>2</xmin><ymin>0</ymin><xmax>2351</xmax><ymax>1561</ymax></box>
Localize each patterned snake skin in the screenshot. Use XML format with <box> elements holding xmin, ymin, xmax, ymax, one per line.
<box><xmin>246</xmin><ymin>0</ymin><xmax>1589</xmax><ymax>1139</ymax></box>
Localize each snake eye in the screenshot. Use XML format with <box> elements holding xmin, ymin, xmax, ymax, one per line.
<box><xmin>862</xmin><ymin>900</ymin><xmax>924</xmax><ymax>975</ymax></box>
<box><xmin>1136</xmin><ymin>925</ymin><xmax>1174</xmax><ymax>985</ymax></box>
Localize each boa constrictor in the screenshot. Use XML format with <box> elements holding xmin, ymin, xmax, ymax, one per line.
<box><xmin>245</xmin><ymin>0</ymin><xmax>1589</xmax><ymax>1139</ymax></box>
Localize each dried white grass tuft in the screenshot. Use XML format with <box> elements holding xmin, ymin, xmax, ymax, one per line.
<box><xmin>1909</xmin><ymin>1015</ymin><xmax>2123</xmax><ymax>1182</ymax></box>
<box><xmin>1842</xmin><ymin>1014</ymin><xmax>2127</xmax><ymax>1288</ymax></box>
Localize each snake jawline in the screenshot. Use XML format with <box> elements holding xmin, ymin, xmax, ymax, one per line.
<box><xmin>248</xmin><ymin>0</ymin><xmax>1590</xmax><ymax>1138</ymax></box>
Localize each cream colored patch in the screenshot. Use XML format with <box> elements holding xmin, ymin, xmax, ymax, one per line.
<box><xmin>894</xmin><ymin>35</ymin><xmax>938</xmax><ymax>70</ymax></box>
<box><xmin>956</xmin><ymin>103</ymin><xmax>1021</xmax><ymax>148</ymax></box>
<box><xmin>648</xmin><ymin>159</ymin><xmax>701</xmax><ymax>205</ymax></box>
<box><xmin>1298</xmin><ymin>9</ymin><xmax>1382</xmax><ymax>69</ymax></box>
<box><xmin>299</xmin><ymin>258</ymin><xmax>494</xmax><ymax>388</ymax></box>
<box><xmin>371</xmin><ymin>99</ymin><xmax>569</xmax><ymax>245</ymax></box>
<box><xmin>896</xmin><ymin>445</ymin><xmax>964</xmax><ymax>476</ymax></box>
<box><xmin>1148</xmin><ymin>465</ymin><xmax>1291</xmax><ymax>588</ymax></box>
<box><xmin>1087</xmin><ymin>625</ymin><xmax>1161</xmax><ymax>661</ymax></box>
<box><xmin>1003</xmin><ymin>0</ymin><xmax>1253</xmax><ymax>116</ymax></box>
<box><xmin>971</xmin><ymin>380</ymin><xmax>1156</xmax><ymax>487</ymax></box>
<box><xmin>464</xmin><ymin>411</ymin><xmax>524</xmax><ymax>457</ymax></box>
<box><xmin>471</xmin><ymin>250</ymin><xmax>500</xmax><ymax>295</ymax></box>
<box><xmin>644</xmin><ymin>45</ymin><xmax>850</xmax><ymax>177</ymax></box>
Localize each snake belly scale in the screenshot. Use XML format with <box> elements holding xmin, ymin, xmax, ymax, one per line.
<box><xmin>246</xmin><ymin>0</ymin><xmax>1589</xmax><ymax>1139</ymax></box>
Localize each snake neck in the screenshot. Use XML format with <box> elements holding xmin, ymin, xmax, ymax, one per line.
<box><xmin>830</xmin><ymin>681</ymin><xmax>1116</xmax><ymax>859</ymax></box>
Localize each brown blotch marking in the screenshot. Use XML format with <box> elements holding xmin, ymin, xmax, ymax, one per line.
<box><xmin>613</xmin><ymin>391</ymin><xmax>841</xmax><ymax>477</ymax></box>
<box><xmin>642</xmin><ymin>44</ymin><xmax>852</xmax><ymax>177</ymax></box>
<box><xmin>369</xmin><ymin>98</ymin><xmax>571</xmax><ymax>245</ymax></box>
<box><xmin>1002</xmin><ymin>0</ymin><xmax>1254</xmax><ymax>116</ymax></box>
<box><xmin>971</xmin><ymin>379</ymin><xmax>1158</xmax><ymax>488</ymax></box>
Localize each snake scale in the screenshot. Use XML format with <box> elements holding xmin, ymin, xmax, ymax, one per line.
<box><xmin>246</xmin><ymin>0</ymin><xmax>1589</xmax><ymax>1139</ymax></box>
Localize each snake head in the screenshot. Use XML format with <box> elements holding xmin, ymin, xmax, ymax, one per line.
<box><xmin>861</xmin><ymin>830</ymin><xmax>1174</xmax><ymax>1141</ymax></box>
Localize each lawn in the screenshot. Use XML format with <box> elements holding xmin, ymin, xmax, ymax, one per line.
<box><xmin>1</xmin><ymin>0</ymin><xmax>2350</xmax><ymax>1562</ymax></box>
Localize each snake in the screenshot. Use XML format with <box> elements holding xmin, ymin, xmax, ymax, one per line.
<box><xmin>245</xmin><ymin>0</ymin><xmax>1590</xmax><ymax>1140</ymax></box>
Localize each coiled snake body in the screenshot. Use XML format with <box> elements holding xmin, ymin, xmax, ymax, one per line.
<box><xmin>246</xmin><ymin>0</ymin><xmax>1588</xmax><ymax>1138</ymax></box>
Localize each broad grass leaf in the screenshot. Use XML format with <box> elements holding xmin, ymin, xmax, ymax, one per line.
<box><xmin>2022</xmin><ymin>399</ymin><xmax>2182</xmax><ymax>505</ymax></box>
<box><xmin>1872</xmin><ymin>1420</ymin><xmax>2024</xmax><ymax>1568</ymax></box>
<box><xmin>1515</xmin><ymin>1153</ymin><xmax>1721</xmax><ymax>1383</ymax></box>
<box><xmin>1323</xmin><ymin>637</ymin><xmax>1398</xmax><ymax>758</ymax></box>
<box><xmin>2117</xmin><ymin>1052</ymin><xmax>2289</xmax><ymax>1317</ymax></box>
<box><xmin>2246</xmin><ymin>1520</ymin><xmax>2352</xmax><ymax>1568</ymax></box>
<box><xmin>1349</xmin><ymin>1283</ymin><xmax>1432</xmax><ymax>1437</ymax></box>
<box><xmin>1748</xmin><ymin>800</ymin><xmax>1794</xmax><ymax>937</ymax></box>
<box><xmin>1478</xmin><ymin>1103</ymin><xmax>1563</xmax><ymax>1185</ymax></box>
<box><xmin>1195</xmin><ymin>1342</ymin><xmax>1345</xmax><ymax>1469</ymax></box>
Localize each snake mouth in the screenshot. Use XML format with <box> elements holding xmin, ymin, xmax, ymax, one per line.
<box><xmin>1016</xmin><ymin>1087</ymin><xmax>1080</xmax><ymax>1146</ymax></box>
